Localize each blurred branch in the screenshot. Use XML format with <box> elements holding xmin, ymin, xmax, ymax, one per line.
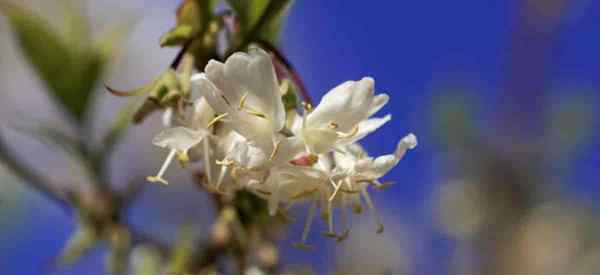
<box><xmin>0</xmin><ymin>131</ymin><xmax>71</xmax><ymax>212</ymax></box>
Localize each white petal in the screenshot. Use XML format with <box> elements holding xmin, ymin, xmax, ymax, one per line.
<box><xmin>272</xmin><ymin>136</ymin><xmax>306</xmax><ymax>163</ymax></box>
<box><xmin>162</xmin><ymin>107</ymin><xmax>174</xmax><ymax>127</ymax></box>
<box><xmin>342</xmin><ymin>114</ymin><xmax>392</xmax><ymax>145</ymax></box>
<box><xmin>367</xmin><ymin>155</ymin><xmax>397</xmax><ymax>178</ymax></box>
<box><xmin>191</xmin><ymin>73</ymin><xmax>229</xmax><ymax>114</ymax></box>
<box><xmin>191</xmin><ymin>97</ymin><xmax>215</xmax><ymax>129</ymax></box>
<box><xmin>301</xmin><ymin>127</ymin><xmax>339</xmax><ymax>155</ymax></box>
<box><xmin>152</xmin><ymin>127</ymin><xmax>209</xmax><ymax>152</ymax></box>
<box><xmin>245</xmin><ymin>48</ymin><xmax>285</xmax><ymax>130</ymax></box>
<box><xmin>395</xmin><ymin>133</ymin><xmax>418</xmax><ymax>160</ymax></box>
<box><xmin>307</xmin><ymin>77</ymin><xmax>375</xmax><ymax>132</ymax></box>
<box><xmin>368</xmin><ymin>94</ymin><xmax>389</xmax><ymax>117</ymax></box>
<box><xmin>207</xmin><ymin>49</ymin><xmax>285</xmax><ymax>132</ymax></box>
<box><xmin>268</xmin><ymin>187</ymin><xmax>281</xmax><ymax>216</ymax></box>
<box><xmin>354</xmin><ymin>133</ymin><xmax>417</xmax><ymax>179</ymax></box>
<box><xmin>228</xmin><ymin>111</ymin><xmax>276</xmax><ymax>152</ymax></box>
<box><xmin>228</xmin><ymin>139</ymin><xmax>267</xmax><ymax>169</ymax></box>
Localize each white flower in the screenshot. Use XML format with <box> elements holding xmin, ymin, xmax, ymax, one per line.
<box><xmin>335</xmin><ymin>133</ymin><xmax>418</xmax><ymax>182</ymax></box>
<box><xmin>320</xmin><ymin>134</ymin><xmax>417</xmax><ymax>239</ymax></box>
<box><xmin>192</xmin><ymin>48</ymin><xmax>285</xmax><ymax>153</ymax></box>
<box><xmin>295</xmin><ymin>77</ymin><xmax>391</xmax><ymax>154</ymax></box>
<box><xmin>147</xmin><ymin>97</ymin><xmax>215</xmax><ymax>185</ymax></box>
<box><xmin>145</xmin><ymin>48</ymin><xmax>418</xmax><ymax>246</ymax></box>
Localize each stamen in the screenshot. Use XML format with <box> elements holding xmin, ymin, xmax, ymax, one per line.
<box><xmin>255</xmin><ymin>189</ymin><xmax>272</xmax><ymax>195</ymax></box>
<box><xmin>269</xmin><ymin>139</ymin><xmax>281</xmax><ymax>161</ymax></box>
<box><xmin>294</xmin><ymin>196</ymin><xmax>317</xmax><ymax>250</ymax></box>
<box><xmin>337</xmin><ymin>195</ymin><xmax>350</xmax><ymax>242</ymax></box>
<box><xmin>202</xmin><ymin>138</ymin><xmax>213</xmax><ymax>185</ymax></box>
<box><xmin>329</xmin><ymin>179</ymin><xmax>343</xmax><ymax>202</ymax></box>
<box><xmin>302</xmin><ymin>102</ymin><xmax>313</xmax><ymax>112</ymax></box>
<box><xmin>345</xmin><ymin>177</ymin><xmax>354</xmax><ymax>192</ymax></box>
<box><xmin>207</xmin><ymin>113</ymin><xmax>229</xmax><ymax>128</ymax></box>
<box><xmin>328</xmin><ymin>121</ymin><xmax>338</xmax><ymax>129</ymax></box>
<box><xmin>290</xmin><ymin>188</ymin><xmax>318</xmax><ymax>200</ymax></box>
<box><xmin>337</xmin><ymin>125</ymin><xmax>360</xmax><ymax>138</ymax></box>
<box><xmin>361</xmin><ymin>188</ymin><xmax>384</xmax><ymax>234</ymax></box>
<box><xmin>215</xmin><ymin>162</ymin><xmax>228</xmax><ymax>190</ymax></box>
<box><xmin>177</xmin><ymin>151</ymin><xmax>189</xmax><ymax>166</ymax></box>
<box><xmin>239</xmin><ymin>92</ymin><xmax>249</xmax><ymax>109</ymax></box>
<box><xmin>244</xmin><ymin>108</ymin><xmax>266</xmax><ymax>118</ymax></box>
<box><xmin>215</xmin><ymin>158</ymin><xmax>233</xmax><ymax>190</ymax></box>
<box><xmin>147</xmin><ymin>149</ymin><xmax>176</xmax><ymax>185</ymax></box>
<box><xmin>352</xmin><ymin>193</ymin><xmax>363</xmax><ymax>214</ymax></box>
<box><xmin>373</xmin><ymin>180</ymin><xmax>395</xmax><ymax>190</ymax></box>
<box><xmin>327</xmin><ymin>200</ymin><xmax>334</xmax><ymax>234</ymax></box>
<box><xmin>216</xmin><ymin>159</ymin><xmax>234</xmax><ymax>166</ymax></box>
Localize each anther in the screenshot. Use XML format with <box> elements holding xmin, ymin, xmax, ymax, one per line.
<box><xmin>207</xmin><ymin>113</ymin><xmax>229</xmax><ymax>128</ymax></box>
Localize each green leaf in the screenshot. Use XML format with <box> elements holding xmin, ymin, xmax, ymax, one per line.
<box><xmin>256</xmin><ymin>0</ymin><xmax>293</xmax><ymax>44</ymax></box>
<box><xmin>225</xmin><ymin>0</ymin><xmax>293</xmax><ymax>44</ymax></box>
<box><xmin>226</xmin><ymin>0</ymin><xmax>269</xmax><ymax>32</ymax></box>
<box><xmin>59</xmin><ymin>223</ymin><xmax>98</xmax><ymax>265</ymax></box>
<box><xmin>0</xmin><ymin>2</ymin><xmax>107</xmax><ymax>122</ymax></box>
<box><xmin>108</xmin><ymin>69</ymin><xmax>186</xmax><ymax>124</ymax></box>
<box><xmin>160</xmin><ymin>0</ymin><xmax>217</xmax><ymax>48</ymax></box>
<box><xmin>160</xmin><ymin>25</ymin><xmax>194</xmax><ymax>47</ymax></box>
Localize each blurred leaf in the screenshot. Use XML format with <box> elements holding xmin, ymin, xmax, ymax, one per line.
<box><xmin>95</xmin><ymin>21</ymin><xmax>133</xmax><ymax>61</ymax></box>
<box><xmin>431</xmin><ymin>93</ymin><xmax>478</xmax><ymax>149</ymax></box>
<box><xmin>59</xmin><ymin>223</ymin><xmax>98</xmax><ymax>265</ymax></box>
<box><xmin>61</xmin><ymin>0</ymin><xmax>90</xmax><ymax>48</ymax></box>
<box><xmin>160</xmin><ymin>25</ymin><xmax>194</xmax><ymax>47</ymax></box>
<box><xmin>545</xmin><ymin>95</ymin><xmax>596</xmax><ymax>157</ymax></box>
<box><xmin>226</xmin><ymin>0</ymin><xmax>269</xmax><ymax>32</ymax></box>
<box><xmin>226</xmin><ymin>0</ymin><xmax>293</xmax><ymax>44</ymax></box>
<box><xmin>255</xmin><ymin>0</ymin><xmax>293</xmax><ymax>44</ymax></box>
<box><xmin>168</xmin><ymin>225</ymin><xmax>195</xmax><ymax>275</ymax></box>
<box><xmin>161</xmin><ymin>0</ymin><xmax>218</xmax><ymax>48</ymax></box>
<box><xmin>107</xmin><ymin>225</ymin><xmax>131</xmax><ymax>275</ymax></box>
<box><xmin>107</xmin><ymin>69</ymin><xmax>185</xmax><ymax>124</ymax></box>
<box><xmin>0</xmin><ymin>1</ymin><xmax>108</xmax><ymax>122</ymax></box>
<box><xmin>132</xmin><ymin>245</ymin><xmax>163</xmax><ymax>275</ymax></box>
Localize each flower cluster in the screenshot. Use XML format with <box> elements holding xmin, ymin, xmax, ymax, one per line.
<box><xmin>147</xmin><ymin>48</ymin><xmax>417</xmax><ymax>247</ymax></box>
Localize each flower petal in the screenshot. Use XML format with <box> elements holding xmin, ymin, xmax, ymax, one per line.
<box><xmin>191</xmin><ymin>73</ymin><xmax>229</xmax><ymax>114</ymax></box>
<box><xmin>191</xmin><ymin>97</ymin><xmax>215</xmax><ymax>129</ymax></box>
<box><xmin>206</xmin><ymin>49</ymin><xmax>285</xmax><ymax>132</ymax></box>
<box><xmin>341</xmin><ymin>114</ymin><xmax>391</xmax><ymax>145</ymax></box>
<box><xmin>368</xmin><ymin>94</ymin><xmax>389</xmax><ymax>117</ymax></box>
<box><xmin>152</xmin><ymin>127</ymin><xmax>209</xmax><ymax>152</ymax></box>
<box><xmin>395</xmin><ymin>133</ymin><xmax>418</xmax><ymax>160</ymax></box>
<box><xmin>307</xmin><ymin>77</ymin><xmax>375</xmax><ymax>132</ymax></box>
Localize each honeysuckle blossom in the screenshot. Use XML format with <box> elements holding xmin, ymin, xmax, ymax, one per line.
<box><xmin>293</xmin><ymin>77</ymin><xmax>392</xmax><ymax>154</ymax></box>
<box><xmin>193</xmin><ymin>48</ymin><xmax>286</xmax><ymax>153</ymax></box>
<box><xmin>146</xmin><ymin>47</ymin><xmax>417</xmax><ymax>246</ymax></box>
<box><xmin>147</xmin><ymin>97</ymin><xmax>214</xmax><ymax>185</ymax></box>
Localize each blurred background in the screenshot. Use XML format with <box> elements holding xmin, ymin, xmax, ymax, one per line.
<box><xmin>1</xmin><ymin>0</ymin><xmax>600</xmax><ymax>274</ymax></box>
